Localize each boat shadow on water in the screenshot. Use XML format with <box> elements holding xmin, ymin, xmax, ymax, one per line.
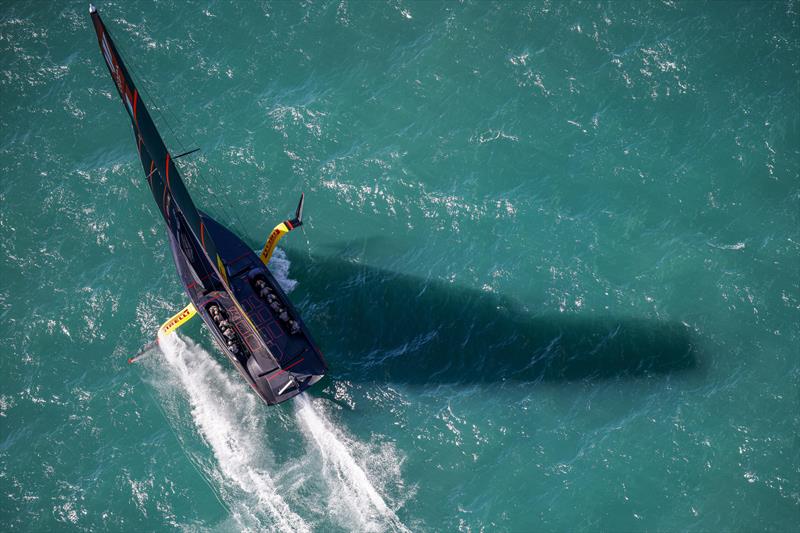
<box><xmin>285</xmin><ymin>251</ymin><xmax>700</xmax><ymax>385</ymax></box>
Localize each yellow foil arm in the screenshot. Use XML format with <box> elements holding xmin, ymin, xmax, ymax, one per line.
<box><xmin>259</xmin><ymin>221</ymin><xmax>292</xmax><ymax>265</ymax></box>
<box><xmin>158</xmin><ymin>302</ymin><xmax>197</xmax><ymax>336</ymax></box>
<box><xmin>259</xmin><ymin>193</ymin><xmax>304</xmax><ymax>266</ymax></box>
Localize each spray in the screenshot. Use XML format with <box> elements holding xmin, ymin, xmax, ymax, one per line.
<box><xmin>156</xmin><ymin>333</ymin><xmax>310</xmax><ymax>533</ymax></box>
<box><xmin>295</xmin><ymin>395</ymin><xmax>410</xmax><ymax>532</ymax></box>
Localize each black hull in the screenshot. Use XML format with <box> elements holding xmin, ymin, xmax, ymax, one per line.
<box><xmin>168</xmin><ymin>213</ymin><xmax>327</xmax><ymax>405</ymax></box>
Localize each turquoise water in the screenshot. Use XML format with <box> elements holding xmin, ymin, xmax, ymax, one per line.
<box><xmin>2</xmin><ymin>0</ymin><xmax>799</xmax><ymax>531</ymax></box>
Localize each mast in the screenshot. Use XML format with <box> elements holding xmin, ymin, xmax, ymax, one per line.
<box><xmin>89</xmin><ymin>4</ymin><xmax>228</xmax><ymax>291</ymax></box>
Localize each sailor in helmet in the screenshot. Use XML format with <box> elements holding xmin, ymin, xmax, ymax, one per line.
<box><xmin>255</xmin><ymin>278</ymin><xmax>272</xmax><ymax>299</ymax></box>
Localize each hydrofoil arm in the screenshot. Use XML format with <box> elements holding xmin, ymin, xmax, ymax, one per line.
<box><xmin>127</xmin><ymin>302</ymin><xmax>197</xmax><ymax>363</ymax></box>
<box><xmin>158</xmin><ymin>302</ymin><xmax>197</xmax><ymax>336</ymax></box>
<box><xmin>259</xmin><ymin>193</ymin><xmax>304</xmax><ymax>266</ymax></box>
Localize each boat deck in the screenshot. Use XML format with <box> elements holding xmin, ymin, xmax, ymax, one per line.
<box><xmin>168</xmin><ymin>213</ymin><xmax>327</xmax><ymax>404</ymax></box>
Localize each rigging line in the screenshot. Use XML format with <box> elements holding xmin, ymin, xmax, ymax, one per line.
<box><xmin>110</xmin><ymin>27</ymin><xmax>245</xmax><ymax>231</ymax></box>
<box><xmin>184</xmin><ymin>151</ymin><xmax>247</xmax><ymax>239</ymax></box>
<box><xmin>166</xmin><ymin>138</ymin><xmax>240</xmax><ymax>235</ymax></box>
<box><xmin>176</xmin><ymin>149</ymin><xmax>246</xmax><ymax>240</ymax></box>
<box><xmin>202</xmin><ymin>162</ymin><xmax>250</xmax><ymax>237</ymax></box>
<box><xmin>108</xmin><ymin>21</ymin><xmax>192</xmax><ymax>154</ymax></box>
<box><xmin>194</xmin><ymin>166</ymin><xmax>239</xmax><ymax>231</ymax></box>
<box><xmin>108</xmin><ymin>18</ymin><xmax>250</xmax><ymax>240</ymax></box>
<box><xmin>108</xmin><ymin>20</ymin><xmax>237</xmax><ymax>231</ymax></box>
<box><xmin>128</xmin><ymin>62</ymin><xmax>189</xmax><ymax>154</ymax></box>
<box><xmin>122</xmin><ymin>39</ymin><xmax>191</xmax><ymax>153</ymax></box>
<box><xmin>141</xmin><ymin>75</ymin><xmax>192</xmax><ymax>154</ymax></box>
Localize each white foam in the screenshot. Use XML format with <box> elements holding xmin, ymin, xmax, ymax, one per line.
<box><xmin>155</xmin><ymin>333</ymin><xmax>310</xmax><ymax>533</ymax></box>
<box><xmin>143</xmin><ymin>248</ymin><xmax>408</xmax><ymax>531</ymax></box>
<box><xmin>707</xmin><ymin>241</ymin><xmax>746</xmax><ymax>251</ymax></box>
<box><xmin>294</xmin><ymin>395</ymin><xmax>410</xmax><ymax>532</ymax></box>
<box><xmin>270</xmin><ymin>248</ymin><xmax>297</xmax><ymax>293</ymax></box>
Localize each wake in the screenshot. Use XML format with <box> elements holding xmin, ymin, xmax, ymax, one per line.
<box><xmin>156</xmin><ymin>333</ymin><xmax>310</xmax><ymax>532</ymax></box>
<box><xmin>146</xmin><ymin>248</ymin><xmax>408</xmax><ymax>531</ymax></box>
<box><xmin>295</xmin><ymin>395</ymin><xmax>410</xmax><ymax>532</ymax></box>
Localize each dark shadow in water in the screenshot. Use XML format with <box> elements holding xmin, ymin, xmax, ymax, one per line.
<box><xmin>284</xmin><ymin>250</ymin><xmax>699</xmax><ymax>385</ymax></box>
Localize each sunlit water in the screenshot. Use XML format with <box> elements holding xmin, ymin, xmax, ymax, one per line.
<box><xmin>1</xmin><ymin>1</ymin><xmax>798</xmax><ymax>531</ymax></box>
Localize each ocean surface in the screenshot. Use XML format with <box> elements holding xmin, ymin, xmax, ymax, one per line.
<box><xmin>1</xmin><ymin>1</ymin><xmax>798</xmax><ymax>531</ymax></box>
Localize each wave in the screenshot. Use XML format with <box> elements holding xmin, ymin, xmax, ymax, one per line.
<box><xmin>295</xmin><ymin>395</ymin><xmax>410</xmax><ymax>532</ymax></box>
<box><xmin>268</xmin><ymin>247</ymin><xmax>297</xmax><ymax>293</ymax></box>
<box><xmin>154</xmin><ymin>333</ymin><xmax>310</xmax><ymax>532</ymax></box>
<box><xmin>143</xmin><ymin>247</ymin><xmax>408</xmax><ymax>531</ymax></box>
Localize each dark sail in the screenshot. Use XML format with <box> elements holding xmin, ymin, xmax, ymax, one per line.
<box><xmin>89</xmin><ymin>5</ymin><xmax>226</xmax><ymax>291</ymax></box>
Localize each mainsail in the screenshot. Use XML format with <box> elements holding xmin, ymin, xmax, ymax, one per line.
<box><xmin>90</xmin><ymin>5</ymin><xmax>226</xmax><ymax>291</ymax></box>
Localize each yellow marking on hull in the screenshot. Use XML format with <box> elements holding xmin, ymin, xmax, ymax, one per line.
<box><xmin>216</xmin><ymin>255</ymin><xmax>229</xmax><ymax>286</ymax></box>
<box><xmin>158</xmin><ymin>302</ymin><xmax>197</xmax><ymax>336</ymax></box>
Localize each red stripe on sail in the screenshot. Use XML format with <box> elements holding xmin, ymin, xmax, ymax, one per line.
<box><xmin>161</xmin><ymin>152</ymin><xmax>169</xmax><ymax>212</ymax></box>
<box><xmin>132</xmin><ymin>89</ymin><xmax>138</xmax><ymax>125</ymax></box>
<box><xmin>162</xmin><ymin>154</ymin><xmax>171</xmax><ymax>213</ymax></box>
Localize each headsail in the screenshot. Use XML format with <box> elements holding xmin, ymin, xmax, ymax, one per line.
<box><xmin>89</xmin><ymin>5</ymin><xmax>226</xmax><ymax>291</ymax></box>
